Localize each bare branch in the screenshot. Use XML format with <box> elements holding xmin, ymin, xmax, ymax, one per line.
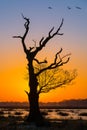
<box><xmin>39</xmin><ymin>37</ymin><xmax>44</xmax><ymax>46</ymax></box>
<box><xmin>58</xmin><ymin>57</ymin><xmax>70</xmax><ymax>66</ymax></box>
<box><xmin>38</xmin><ymin>69</ymin><xmax>77</xmax><ymax>94</ymax></box>
<box><xmin>61</xmin><ymin>53</ymin><xmax>71</xmax><ymax>59</ymax></box>
<box><xmin>54</xmin><ymin>48</ymin><xmax>63</xmax><ymax>63</ymax></box>
<box><xmin>33</xmin><ymin>19</ymin><xmax>64</xmax><ymax>56</ymax></box>
<box><xmin>13</xmin><ymin>36</ymin><xmax>22</xmax><ymax>39</ymax></box>
<box><xmin>37</xmin><ymin>70</ymin><xmax>56</xmax><ymax>94</ymax></box>
<box><xmin>32</xmin><ymin>40</ymin><xmax>37</xmax><ymax>48</ymax></box>
<box><xmin>51</xmin><ymin>18</ymin><xmax>64</xmax><ymax>37</ymax></box>
<box><xmin>22</xmin><ymin>15</ymin><xmax>30</xmax><ymax>41</ymax></box>
<box><xmin>57</xmin><ymin>53</ymin><xmax>71</xmax><ymax>66</ymax></box>
<box><xmin>49</xmin><ymin>27</ymin><xmax>54</xmax><ymax>37</ymax></box>
<box><xmin>13</xmin><ymin>15</ymin><xmax>30</xmax><ymax>54</ymax></box>
<box><xmin>56</xmin><ymin>18</ymin><xmax>64</xmax><ymax>34</ymax></box>
<box><xmin>34</xmin><ymin>58</ymin><xmax>47</xmax><ymax>64</ymax></box>
<box><xmin>21</xmin><ymin>13</ymin><xmax>30</xmax><ymax>27</ymax></box>
<box><xmin>28</xmin><ymin>47</ymin><xmax>35</xmax><ymax>52</ymax></box>
<box><xmin>35</xmin><ymin>49</ymin><xmax>70</xmax><ymax>76</ymax></box>
<box><xmin>25</xmin><ymin>90</ymin><xmax>29</xmax><ymax>96</ymax></box>
<box><xmin>42</xmin><ymin>74</ymin><xmax>74</xmax><ymax>93</ymax></box>
<box><xmin>37</xmin><ymin>86</ymin><xmax>43</xmax><ymax>94</ymax></box>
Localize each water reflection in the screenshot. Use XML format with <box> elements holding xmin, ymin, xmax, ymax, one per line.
<box><xmin>0</xmin><ymin>108</ymin><xmax>87</xmax><ymax>120</ymax></box>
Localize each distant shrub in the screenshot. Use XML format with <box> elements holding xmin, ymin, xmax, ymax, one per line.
<box><xmin>79</xmin><ymin>112</ymin><xmax>87</xmax><ymax>116</ymax></box>
<box><xmin>58</xmin><ymin>111</ymin><xmax>69</xmax><ymax>116</ymax></box>
<box><xmin>55</xmin><ymin>109</ymin><xmax>60</xmax><ymax>112</ymax></box>
<box><xmin>0</xmin><ymin>111</ymin><xmax>4</xmax><ymax>115</ymax></box>
<box><xmin>48</xmin><ymin>109</ymin><xmax>53</xmax><ymax>112</ymax></box>
<box><xmin>41</xmin><ymin>111</ymin><xmax>48</xmax><ymax>116</ymax></box>
<box><xmin>14</xmin><ymin>111</ymin><xmax>23</xmax><ymax>115</ymax></box>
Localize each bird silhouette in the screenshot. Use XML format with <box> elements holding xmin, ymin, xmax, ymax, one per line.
<box><xmin>48</xmin><ymin>6</ymin><xmax>52</xmax><ymax>9</ymax></box>
<box><xmin>67</xmin><ymin>6</ymin><xmax>71</xmax><ymax>10</ymax></box>
<box><xmin>76</xmin><ymin>6</ymin><xmax>82</xmax><ymax>10</ymax></box>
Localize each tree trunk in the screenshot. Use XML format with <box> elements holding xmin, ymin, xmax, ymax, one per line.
<box><xmin>26</xmin><ymin>61</ymin><xmax>45</xmax><ymax>126</ymax></box>
<box><xmin>26</xmin><ymin>93</ymin><xmax>44</xmax><ymax>125</ymax></box>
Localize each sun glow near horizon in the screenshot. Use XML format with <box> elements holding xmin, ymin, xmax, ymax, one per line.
<box><xmin>0</xmin><ymin>0</ymin><xmax>87</xmax><ymax>102</ymax></box>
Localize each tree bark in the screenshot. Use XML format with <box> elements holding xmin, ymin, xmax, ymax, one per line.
<box><xmin>26</xmin><ymin>61</ymin><xmax>44</xmax><ymax>125</ymax></box>
<box><xmin>27</xmin><ymin>93</ymin><xmax>44</xmax><ymax>125</ymax></box>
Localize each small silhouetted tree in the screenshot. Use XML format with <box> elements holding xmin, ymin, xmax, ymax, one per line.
<box><xmin>13</xmin><ymin>15</ymin><xmax>76</xmax><ymax>125</ymax></box>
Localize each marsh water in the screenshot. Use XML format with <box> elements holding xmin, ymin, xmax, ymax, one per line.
<box><xmin>0</xmin><ymin>108</ymin><xmax>87</xmax><ymax>120</ymax></box>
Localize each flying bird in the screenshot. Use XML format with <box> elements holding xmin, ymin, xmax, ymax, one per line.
<box><xmin>75</xmin><ymin>6</ymin><xmax>82</xmax><ymax>10</ymax></box>
<box><xmin>48</xmin><ymin>6</ymin><xmax>52</xmax><ymax>9</ymax></box>
<box><xmin>67</xmin><ymin>6</ymin><xmax>71</xmax><ymax>10</ymax></box>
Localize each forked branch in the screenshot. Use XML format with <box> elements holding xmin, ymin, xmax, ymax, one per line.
<box><xmin>34</xmin><ymin>58</ymin><xmax>47</xmax><ymax>64</ymax></box>
<box><xmin>35</xmin><ymin>48</ymin><xmax>71</xmax><ymax>76</ymax></box>
<box><xmin>13</xmin><ymin>16</ymin><xmax>64</xmax><ymax>60</ymax></box>
<box><xmin>34</xmin><ymin>19</ymin><xmax>64</xmax><ymax>56</ymax></box>
<box><xmin>13</xmin><ymin>14</ymin><xmax>30</xmax><ymax>54</ymax></box>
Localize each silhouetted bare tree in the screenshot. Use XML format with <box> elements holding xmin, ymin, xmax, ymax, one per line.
<box><xmin>13</xmin><ymin>15</ymin><xmax>76</xmax><ymax>125</ymax></box>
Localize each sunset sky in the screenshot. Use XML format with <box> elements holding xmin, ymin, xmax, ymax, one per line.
<box><xmin>0</xmin><ymin>0</ymin><xmax>87</xmax><ymax>102</ymax></box>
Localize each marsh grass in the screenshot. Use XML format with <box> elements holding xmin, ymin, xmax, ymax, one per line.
<box><xmin>0</xmin><ymin>110</ymin><xmax>4</xmax><ymax>115</ymax></box>
<box><xmin>41</xmin><ymin>110</ymin><xmax>48</xmax><ymax>116</ymax></box>
<box><xmin>79</xmin><ymin>112</ymin><xmax>87</xmax><ymax>116</ymax></box>
<box><xmin>0</xmin><ymin>116</ymin><xmax>87</xmax><ymax>130</ymax></box>
<box><xmin>14</xmin><ymin>111</ymin><xmax>23</xmax><ymax>115</ymax></box>
<box><xmin>58</xmin><ymin>111</ymin><xmax>69</xmax><ymax>116</ymax></box>
<box><xmin>0</xmin><ymin>108</ymin><xmax>87</xmax><ymax>129</ymax></box>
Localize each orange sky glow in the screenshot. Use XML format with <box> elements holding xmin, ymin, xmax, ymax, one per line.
<box><xmin>0</xmin><ymin>0</ymin><xmax>87</xmax><ymax>102</ymax></box>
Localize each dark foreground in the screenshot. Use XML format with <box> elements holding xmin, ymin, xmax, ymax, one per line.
<box><xmin>0</xmin><ymin>116</ymin><xmax>87</xmax><ymax>130</ymax></box>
